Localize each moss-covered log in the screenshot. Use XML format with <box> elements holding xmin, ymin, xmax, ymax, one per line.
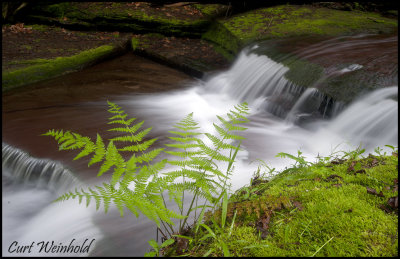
<box><xmin>2</xmin><ymin>44</ymin><xmax>127</xmax><ymax>91</ymax></box>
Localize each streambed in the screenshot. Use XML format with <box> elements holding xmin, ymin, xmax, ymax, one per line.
<box><xmin>2</xmin><ymin>34</ymin><xmax>398</xmax><ymax>256</ymax></box>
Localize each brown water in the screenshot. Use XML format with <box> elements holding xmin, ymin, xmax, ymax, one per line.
<box><xmin>3</xmin><ymin>52</ymin><xmax>192</xmax><ymax>181</ymax></box>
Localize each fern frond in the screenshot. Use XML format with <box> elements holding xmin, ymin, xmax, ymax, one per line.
<box><xmin>167</xmin><ymin>135</ymin><xmax>202</xmax><ymax>143</ymax></box>
<box><xmin>216</xmin><ymin>115</ymin><xmax>248</xmax><ymax>131</ymax></box>
<box><xmin>108</xmin><ymin>120</ymin><xmax>144</xmax><ymax>133</ymax></box>
<box><xmin>165</xmin><ymin>143</ymin><xmax>200</xmax><ymax>150</ymax></box>
<box><xmin>109</xmin><ymin>113</ymin><xmax>128</xmax><ymax>120</ymax></box>
<box><xmin>111</xmin><ymin>128</ymin><xmax>152</xmax><ymax>143</ymax></box>
<box><xmin>110</xmin><ymin>165</ymin><xmax>126</xmax><ymax>187</ymax></box>
<box><xmin>98</xmin><ymin>141</ymin><xmax>120</xmax><ymax>177</ymax></box>
<box><xmin>167</xmin><ymin>130</ymin><xmax>202</xmax><ymax>138</ymax></box>
<box><xmin>117</xmin><ymin>138</ymin><xmax>157</xmax><ymax>152</ymax></box>
<box><xmin>42</xmin><ymin>130</ymin><xmax>96</xmax><ymax>158</ymax></box>
<box><xmin>197</xmin><ymin>140</ymin><xmax>232</xmax><ymax>162</ymax></box>
<box><xmin>214</xmin><ymin>124</ymin><xmax>246</xmax><ymax>141</ymax></box>
<box><xmin>73</xmin><ymin>136</ymin><xmax>96</xmax><ymax>161</ymax></box>
<box><xmin>42</xmin><ymin>129</ymin><xmax>64</xmax><ymax>141</ymax></box>
<box><xmin>136</xmin><ymin>148</ymin><xmax>164</xmax><ymax>164</ymax></box>
<box><xmin>205</xmin><ymin>133</ymin><xmax>237</xmax><ymax>150</ymax></box>
<box><xmin>88</xmin><ymin>134</ymin><xmax>106</xmax><ymax>166</ymax></box>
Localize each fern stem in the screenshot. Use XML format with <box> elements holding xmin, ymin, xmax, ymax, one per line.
<box><xmin>119</xmin><ymin>114</ymin><xmax>175</xmax><ymax>236</ymax></box>
<box><xmin>160</xmin><ymin>190</ymin><xmax>176</xmax><ymax>235</ymax></box>
<box><xmin>180</xmin><ymin>130</ymin><xmax>230</xmax><ymax>230</ymax></box>
<box><xmin>180</xmin><ymin>190</ymin><xmax>198</xmax><ymax>232</ymax></box>
<box><xmin>160</xmin><ymin>220</ymin><xmax>173</xmax><ymax>238</ymax></box>
<box><xmin>178</xmin><ymin>145</ymin><xmax>189</xmax><ymax>232</ymax></box>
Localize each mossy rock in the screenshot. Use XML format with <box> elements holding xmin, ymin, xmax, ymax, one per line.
<box><xmin>203</xmin><ymin>4</ymin><xmax>398</xmax><ymax>54</ymax></box>
<box><xmin>193</xmin><ymin>4</ymin><xmax>230</xmax><ymax>18</ymax></box>
<box><xmin>169</xmin><ymin>150</ymin><xmax>398</xmax><ymax>257</ymax></box>
<box><xmin>202</xmin><ymin>4</ymin><xmax>397</xmax><ymax>103</ymax></box>
<box><xmin>25</xmin><ymin>2</ymin><xmax>212</xmax><ymax>37</ymax></box>
<box><xmin>130</xmin><ymin>34</ymin><xmax>230</xmax><ymax>78</ymax></box>
<box><xmin>2</xmin><ymin>44</ymin><xmax>127</xmax><ymax>92</ymax></box>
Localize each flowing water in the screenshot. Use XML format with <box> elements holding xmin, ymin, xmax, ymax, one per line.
<box><xmin>2</xmin><ymin>34</ymin><xmax>398</xmax><ymax>256</ymax></box>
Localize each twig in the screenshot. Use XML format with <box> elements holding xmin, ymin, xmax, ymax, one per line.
<box><xmin>310</xmin><ymin>236</ymin><xmax>334</xmax><ymax>257</ymax></box>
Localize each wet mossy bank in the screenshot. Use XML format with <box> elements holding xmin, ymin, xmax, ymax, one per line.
<box><xmin>164</xmin><ymin>148</ymin><xmax>398</xmax><ymax>257</ymax></box>
<box><xmin>22</xmin><ymin>2</ymin><xmax>228</xmax><ymax>37</ymax></box>
<box><xmin>2</xmin><ymin>43</ymin><xmax>129</xmax><ymax>92</ymax></box>
<box><xmin>203</xmin><ymin>4</ymin><xmax>398</xmax><ymax>54</ymax></box>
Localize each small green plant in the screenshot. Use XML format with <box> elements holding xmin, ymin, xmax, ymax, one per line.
<box><xmin>144</xmin><ymin>238</ymin><xmax>175</xmax><ymax>257</ymax></box>
<box><xmin>197</xmin><ymin>191</ymin><xmax>237</xmax><ymax>256</ymax></box>
<box><xmin>276</xmin><ymin>150</ymin><xmax>311</xmax><ymax>168</ymax></box>
<box><xmin>339</xmin><ymin>144</ymin><xmax>366</xmax><ymax>160</ymax></box>
<box><xmin>43</xmin><ymin>101</ymin><xmax>250</xmax><ymax>256</ymax></box>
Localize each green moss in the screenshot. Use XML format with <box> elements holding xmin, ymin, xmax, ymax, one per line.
<box><xmin>250</xmin><ymin>43</ymin><xmax>325</xmax><ymax>88</ymax></box>
<box><xmin>131</xmin><ymin>37</ymin><xmax>140</xmax><ymax>50</ymax></box>
<box><xmin>194</xmin><ymin>4</ymin><xmax>229</xmax><ymax>17</ymax></box>
<box><xmin>202</xmin><ymin>21</ymin><xmax>242</xmax><ymax>54</ymax></box>
<box><xmin>320</xmin><ymin>69</ymin><xmax>385</xmax><ymax>103</ymax></box>
<box><xmin>203</xmin><ymin>5</ymin><xmax>398</xmax><ymax>57</ymax></box>
<box><xmin>29</xmin><ymin>24</ymin><xmax>52</xmax><ymax>32</ymax></box>
<box><xmin>30</xmin><ymin>2</ymin><xmax>211</xmax><ymax>37</ymax></box>
<box><xmin>283</xmin><ymin>58</ymin><xmax>324</xmax><ymax>87</ymax></box>
<box><xmin>7</xmin><ymin>58</ymin><xmax>51</xmax><ymax>66</ymax></box>
<box><xmin>2</xmin><ymin>45</ymin><xmax>116</xmax><ymax>91</ymax></box>
<box><xmin>174</xmin><ymin>149</ymin><xmax>398</xmax><ymax>256</ymax></box>
<box><xmin>207</xmin><ymin>41</ymin><xmax>235</xmax><ymax>61</ymax></box>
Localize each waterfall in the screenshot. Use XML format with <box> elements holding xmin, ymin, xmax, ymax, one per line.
<box><xmin>285</xmin><ymin>88</ymin><xmax>325</xmax><ymax>123</ymax></box>
<box><xmin>325</xmin><ymin>86</ymin><xmax>398</xmax><ymax>149</ymax></box>
<box><xmin>204</xmin><ymin>51</ymin><xmax>308</xmax><ymax>118</ymax></box>
<box><xmin>2</xmin><ymin>144</ymin><xmax>103</xmax><ymax>257</ymax></box>
<box><xmin>2</xmin><ymin>143</ymin><xmax>82</xmax><ymax>194</ymax></box>
<box><xmin>203</xmin><ymin>46</ymin><xmax>353</xmax><ymax>121</ymax></box>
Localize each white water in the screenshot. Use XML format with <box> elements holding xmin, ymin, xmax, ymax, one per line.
<box><xmin>2</xmin><ymin>37</ymin><xmax>398</xmax><ymax>256</ymax></box>
<box><xmin>2</xmin><ymin>144</ymin><xmax>103</xmax><ymax>257</ymax></box>
<box><xmin>120</xmin><ymin>48</ymin><xmax>397</xmax><ymax>184</ymax></box>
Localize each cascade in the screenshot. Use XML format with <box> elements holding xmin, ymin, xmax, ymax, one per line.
<box><xmin>285</xmin><ymin>88</ymin><xmax>325</xmax><ymax>123</ymax></box>
<box><xmin>2</xmin><ymin>143</ymin><xmax>82</xmax><ymax>194</ymax></box>
<box><xmin>203</xmin><ymin>46</ymin><xmax>348</xmax><ymax>121</ymax></box>
<box><xmin>325</xmin><ymin>86</ymin><xmax>398</xmax><ymax>149</ymax></box>
<box><xmin>2</xmin><ymin>144</ymin><xmax>103</xmax><ymax>256</ymax></box>
<box><xmin>2</xmin><ymin>33</ymin><xmax>397</xmax><ymax>256</ymax></box>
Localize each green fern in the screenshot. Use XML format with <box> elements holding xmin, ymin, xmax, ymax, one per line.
<box><xmin>43</xmin><ymin>101</ymin><xmax>182</xmax><ymax>227</ymax></box>
<box><xmin>43</xmin><ymin>101</ymin><xmax>250</xmax><ymax>251</ymax></box>
<box><xmin>162</xmin><ymin>103</ymin><xmax>250</xmax><ymax>233</ymax></box>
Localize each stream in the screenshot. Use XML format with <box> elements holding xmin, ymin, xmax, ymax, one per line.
<box><xmin>2</xmin><ymin>33</ymin><xmax>398</xmax><ymax>256</ymax></box>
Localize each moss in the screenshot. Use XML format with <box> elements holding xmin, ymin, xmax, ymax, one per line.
<box><xmin>131</xmin><ymin>37</ymin><xmax>140</xmax><ymax>50</ymax></box>
<box><xmin>29</xmin><ymin>24</ymin><xmax>52</xmax><ymax>31</ymax></box>
<box><xmin>6</xmin><ymin>58</ymin><xmax>51</xmax><ymax>66</ymax></box>
<box><xmin>207</xmin><ymin>41</ymin><xmax>235</xmax><ymax>62</ymax></box>
<box><xmin>250</xmin><ymin>42</ymin><xmax>325</xmax><ymax>88</ymax></box>
<box><xmin>282</xmin><ymin>58</ymin><xmax>324</xmax><ymax>87</ymax></box>
<box><xmin>173</xmin><ymin>149</ymin><xmax>398</xmax><ymax>256</ymax></box>
<box><xmin>202</xmin><ymin>21</ymin><xmax>242</xmax><ymax>54</ymax></box>
<box><xmin>203</xmin><ymin>5</ymin><xmax>398</xmax><ymax>57</ymax></box>
<box><xmin>2</xmin><ymin>45</ymin><xmax>117</xmax><ymax>91</ymax></box>
<box><xmin>193</xmin><ymin>4</ymin><xmax>229</xmax><ymax>17</ymax></box>
<box><xmin>29</xmin><ymin>2</ymin><xmax>211</xmax><ymax>37</ymax></box>
<box><xmin>320</xmin><ymin>69</ymin><xmax>385</xmax><ymax>103</ymax></box>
